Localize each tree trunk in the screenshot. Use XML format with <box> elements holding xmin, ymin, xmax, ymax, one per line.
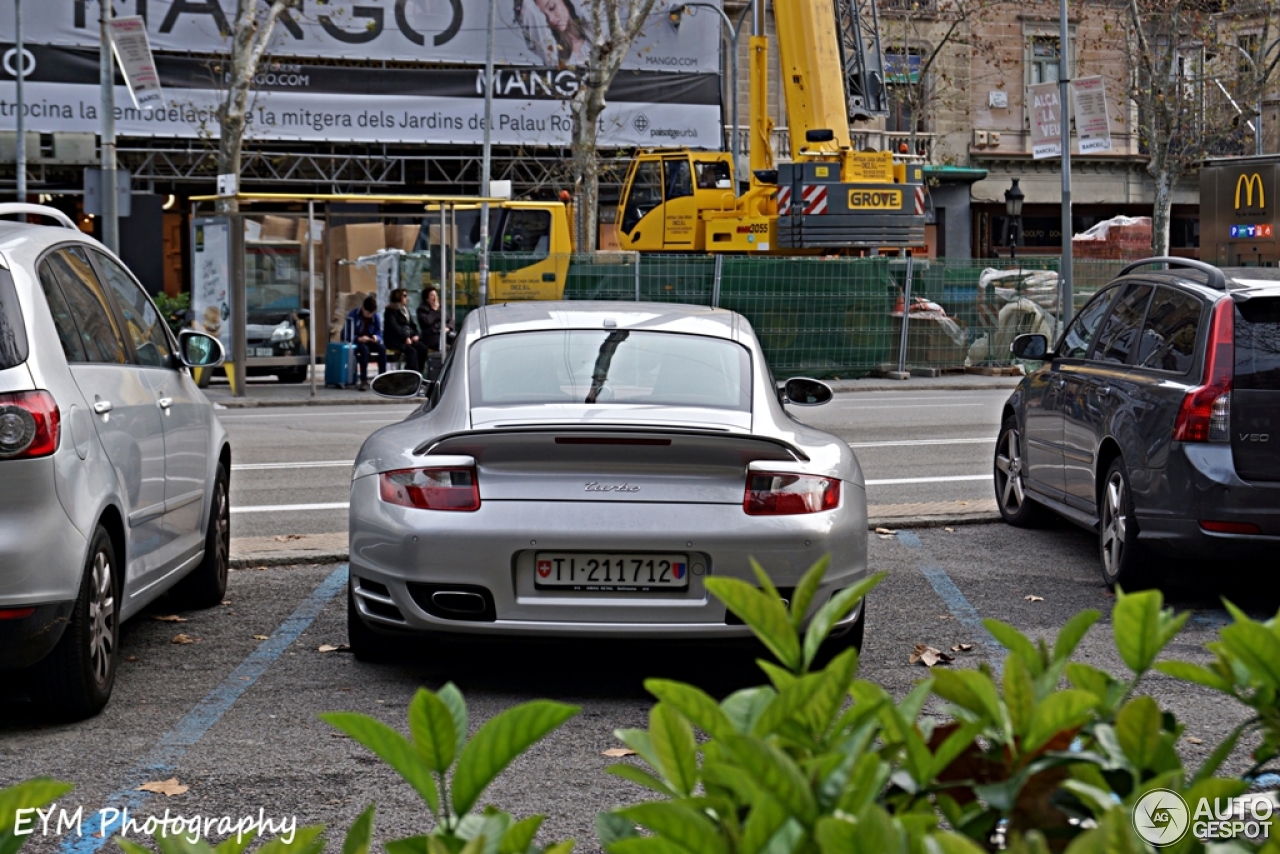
<box><xmin>572</xmin><ymin>96</ymin><xmax>605</xmax><ymax>253</ymax></box>
<box><xmin>1148</xmin><ymin>159</ymin><xmax>1173</xmax><ymax>256</ymax></box>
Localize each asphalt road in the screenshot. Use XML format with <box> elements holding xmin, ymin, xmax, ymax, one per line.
<box><xmin>2</xmin><ymin>525</ymin><xmax>1269</xmax><ymax>853</ymax></box>
<box><xmin>222</xmin><ymin>388</ymin><xmax>1013</xmax><ymax>540</ymax></box>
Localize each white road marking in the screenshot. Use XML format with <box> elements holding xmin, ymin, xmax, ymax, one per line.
<box><xmin>865</xmin><ymin>474</ymin><xmax>990</xmax><ymax>486</ymax></box>
<box><xmin>827</xmin><ymin>403</ymin><xmax>988</xmax><ymax>410</ymax></box>
<box><xmin>219</xmin><ymin>408</ymin><xmax>413</xmax><ymax>420</ymax></box>
<box><xmin>231</xmin><ymin>502</ymin><xmax>350</xmax><ymax>514</ymax></box>
<box><xmin>234</xmin><ymin>460</ymin><xmax>354</xmax><ymax>471</ymax></box>
<box><xmin>848</xmin><ymin>437</ymin><xmax>993</xmax><ymax>449</ymax></box>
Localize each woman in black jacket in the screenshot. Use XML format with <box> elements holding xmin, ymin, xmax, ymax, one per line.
<box><xmin>384</xmin><ymin>288</ymin><xmax>431</xmax><ymax>373</ymax></box>
<box><xmin>417</xmin><ymin>286</ymin><xmax>455</xmax><ymax>352</ymax></box>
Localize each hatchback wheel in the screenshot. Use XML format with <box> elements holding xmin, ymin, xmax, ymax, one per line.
<box><xmin>1099</xmin><ymin>457</ymin><xmax>1150</xmax><ymax>588</ymax></box>
<box><xmin>172</xmin><ymin>463</ymin><xmax>230</xmax><ymax>608</ymax></box>
<box><xmin>994</xmin><ymin>417</ymin><xmax>1045</xmax><ymax>527</ymax></box>
<box><xmin>29</xmin><ymin>526</ymin><xmax>119</xmax><ymax>719</ymax></box>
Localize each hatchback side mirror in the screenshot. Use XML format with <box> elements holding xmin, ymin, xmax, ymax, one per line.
<box><xmin>1010</xmin><ymin>334</ymin><xmax>1049</xmax><ymax>361</ymax></box>
<box><xmin>178</xmin><ymin>330</ymin><xmax>225</xmax><ymax>368</ymax></box>
<box><xmin>780</xmin><ymin>377</ymin><xmax>834</xmax><ymax>406</ymax></box>
<box><xmin>371</xmin><ymin>370</ymin><xmax>424</xmax><ymax>398</ymax></box>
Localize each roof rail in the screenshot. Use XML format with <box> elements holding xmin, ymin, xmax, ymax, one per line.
<box><xmin>1117</xmin><ymin>256</ymin><xmax>1227</xmax><ymax>291</ymax></box>
<box><xmin>0</xmin><ymin>204</ymin><xmax>78</xmax><ymax>231</ymax></box>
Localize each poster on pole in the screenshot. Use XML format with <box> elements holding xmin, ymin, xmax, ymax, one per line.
<box><xmin>191</xmin><ymin>218</ymin><xmax>232</xmax><ymax>353</ymax></box>
<box><xmin>1029</xmin><ymin>81</ymin><xmax>1062</xmax><ymax>159</ymax></box>
<box><xmin>1071</xmin><ymin>75</ymin><xmax>1112</xmax><ymax>153</ymax></box>
<box><xmin>107</xmin><ymin>16</ymin><xmax>165</xmax><ymax>109</ymax></box>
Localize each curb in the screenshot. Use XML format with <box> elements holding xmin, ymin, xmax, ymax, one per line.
<box><xmin>227</xmin><ymin>513</ymin><xmax>1002</xmax><ymax>568</ymax></box>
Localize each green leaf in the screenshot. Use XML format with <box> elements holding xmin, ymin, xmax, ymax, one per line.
<box><xmin>1023</xmin><ymin>690</ymin><xmax>1098</xmax><ymax>754</ymax></box>
<box><xmin>1219</xmin><ymin>620</ymin><xmax>1280</xmax><ymax>689</ymax></box>
<box><xmin>721</xmin><ymin>687</ymin><xmax>776</xmax><ymax>735</ymax></box>
<box><xmin>116</xmin><ymin>842</ymin><xmax>152</xmax><ymax>854</ymax></box>
<box><xmin>342</xmin><ymin>805</ymin><xmax>375</xmax><ymax>854</ymax></box>
<box><xmin>931</xmin><ymin>669</ymin><xmax>1003</xmax><ymax>725</ymax></box>
<box><xmin>1053</xmin><ymin>610</ymin><xmax>1102</xmax><ymax>664</ymax></box>
<box><xmin>606</xmin><ymin>764</ymin><xmax>680</xmax><ymax>798</ymax></box>
<box><xmin>255</xmin><ymin>826</ymin><xmax>326</xmax><ymax>854</ymax></box>
<box><xmin>649</xmin><ymin>704</ymin><xmax>699</xmax><ymax>798</ymax></box>
<box><xmin>1066</xmin><ymin>663</ymin><xmax>1119</xmax><ymax>700</ymax></box>
<box><xmin>719</xmin><ymin>734</ymin><xmax>818</xmax><ymax>825</ymax></box>
<box><xmin>802</xmin><ymin>574</ymin><xmax>882</xmax><ymax>670</ymax></box>
<box><xmin>751</xmin><ymin>673</ymin><xmax>825</xmax><ymax>738</ymax></box>
<box><xmin>321</xmin><ymin>712</ymin><xmax>440</xmax><ymax>812</ymax></box>
<box><xmin>927</xmin><ymin>720</ymin><xmax>986</xmax><ymax>782</ymax></box>
<box><xmin>984</xmin><ymin>619</ymin><xmax>1044</xmax><ymax>677</ymax></box>
<box><xmin>542</xmin><ymin>843</ymin><xmax>575</xmax><ymax>854</ymax></box>
<box><xmin>409</xmin><ymin>688</ymin><xmax>460</xmax><ymax>774</ymax></box>
<box><xmin>644</xmin><ymin>680</ymin><xmax>734</xmax><ymax>740</ymax></box>
<box><xmin>617</xmin><ymin>802</ymin><xmax>727</xmax><ymax>854</ymax></box>
<box><xmin>815</xmin><ymin>807</ymin><xmax>899</xmax><ymax>854</ymax></box>
<box><xmin>438</xmin><ymin>682</ymin><xmax>470</xmax><ymax>760</ymax></box>
<box><xmin>213</xmin><ymin>830</ymin><xmax>258</xmax><ymax>854</ymax></box>
<box><xmin>384</xmin><ymin>835</ymin><xmax>433</xmax><ymax>854</ymax></box>
<box><xmin>615</xmin><ymin>729</ymin><xmax>664</xmax><ymax>776</ymax></box>
<box><xmin>799</xmin><ymin>647</ymin><xmax>860</xmax><ymax>739</ymax></box>
<box><xmin>0</xmin><ymin>779</ymin><xmax>75</xmax><ymax>830</ymax></box>
<box><xmin>1114</xmin><ymin>696</ymin><xmax>1163</xmax><ymax>771</ymax></box>
<box><xmin>457</xmin><ymin>811</ymin><xmax>512</xmax><ymax>854</ymax></box>
<box><xmin>595</xmin><ymin>812</ymin><xmax>638</xmax><ymax>849</ymax></box>
<box><xmin>1113</xmin><ymin>588</ymin><xmax>1187</xmax><ymax>674</ymax></box>
<box><xmin>1153</xmin><ymin>660</ymin><xmax>1231</xmax><ymax>692</ymax></box>
<box><xmin>925</xmin><ymin>832</ymin><xmax>991</xmax><ymax>854</ymax></box>
<box><xmin>740</xmin><ymin>790</ymin><xmax>789</xmax><ymax>854</ymax></box>
<box><xmin>706</xmin><ymin>577</ymin><xmax>800</xmax><ymax>671</ymax></box>
<box><xmin>788</xmin><ymin>555</ymin><xmax>830</xmax><ymax>632</ymax></box>
<box><xmin>608</xmin><ymin>838</ymin><xmax>692</xmax><ymax>854</ymax></box>
<box><xmin>452</xmin><ymin>701</ymin><xmax>579</xmax><ymax>816</ymax></box>
<box><xmin>1004</xmin><ymin>653</ymin><xmax>1035</xmax><ymax>737</ymax></box>
<box><xmin>152</xmin><ymin>835</ymin><xmax>215</xmax><ymax>854</ymax></box>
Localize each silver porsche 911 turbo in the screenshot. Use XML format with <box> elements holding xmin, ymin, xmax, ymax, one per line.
<box><xmin>347</xmin><ymin>301</ymin><xmax>869</xmax><ymax>660</ymax></box>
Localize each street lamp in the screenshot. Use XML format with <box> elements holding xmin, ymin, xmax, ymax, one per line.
<box><xmin>670</xmin><ymin>2</ymin><xmax>749</xmax><ymax>194</ymax></box>
<box><xmin>1005</xmin><ymin>178</ymin><xmax>1024</xmax><ymax>271</ymax></box>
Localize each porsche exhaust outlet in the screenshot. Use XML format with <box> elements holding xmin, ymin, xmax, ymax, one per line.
<box><xmin>430</xmin><ymin>591</ymin><xmax>489</xmax><ymax>615</ymax></box>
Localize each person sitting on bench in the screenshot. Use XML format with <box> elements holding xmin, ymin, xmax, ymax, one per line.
<box><xmin>384</xmin><ymin>288</ymin><xmax>431</xmax><ymax>373</ymax></box>
<box><xmin>342</xmin><ymin>296</ymin><xmax>387</xmax><ymax>391</ymax></box>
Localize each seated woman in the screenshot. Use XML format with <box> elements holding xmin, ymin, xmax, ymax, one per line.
<box><xmin>384</xmin><ymin>288</ymin><xmax>431</xmax><ymax>373</ymax></box>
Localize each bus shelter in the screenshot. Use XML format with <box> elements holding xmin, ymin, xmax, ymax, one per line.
<box><xmin>188</xmin><ymin>193</ymin><xmax>506</xmax><ymax>398</ymax></box>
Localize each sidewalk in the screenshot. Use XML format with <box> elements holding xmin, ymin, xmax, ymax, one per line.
<box><xmin>206</xmin><ymin>370</ymin><xmax>1024</xmax><ymax>408</ymax></box>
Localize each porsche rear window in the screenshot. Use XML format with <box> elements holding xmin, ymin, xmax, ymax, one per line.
<box><xmin>0</xmin><ymin>267</ymin><xmax>28</xmax><ymax>371</ymax></box>
<box><xmin>469</xmin><ymin>330</ymin><xmax>752</xmax><ymax>410</ymax></box>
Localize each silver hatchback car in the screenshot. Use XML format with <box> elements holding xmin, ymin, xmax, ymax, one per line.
<box><xmin>348</xmin><ymin>301</ymin><xmax>869</xmax><ymax>660</ymax></box>
<box><xmin>0</xmin><ymin>205</ymin><xmax>229</xmax><ymax>719</ymax></box>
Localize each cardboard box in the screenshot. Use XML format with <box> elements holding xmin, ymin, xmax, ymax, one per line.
<box><xmin>295</xmin><ymin>219</ymin><xmax>325</xmax><ymax>269</ymax></box>
<box><xmin>385</xmin><ymin>223</ymin><xmax>421</xmax><ymax>252</ymax></box>
<box><xmin>428</xmin><ymin>223</ymin><xmax>458</xmax><ymax>249</ymax></box>
<box><xmin>260</xmin><ymin>215</ymin><xmax>296</xmax><ymax>241</ymax></box>
<box><xmin>329</xmin><ymin>223</ymin><xmax>386</xmax><ymax>292</ymax></box>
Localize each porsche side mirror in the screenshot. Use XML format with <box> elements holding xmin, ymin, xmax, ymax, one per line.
<box><xmin>371</xmin><ymin>370</ymin><xmax>424</xmax><ymax>398</ymax></box>
<box><xmin>780</xmin><ymin>377</ymin><xmax>834</xmax><ymax>406</ymax></box>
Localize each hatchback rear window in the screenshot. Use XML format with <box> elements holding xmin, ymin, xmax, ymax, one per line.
<box><xmin>1235</xmin><ymin>298</ymin><xmax>1280</xmax><ymax>390</ymax></box>
<box><xmin>0</xmin><ymin>267</ymin><xmax>29</xmax><ymax>371</ymax></box>
<box><xmin>469</xmin><ymin>330</ymin><xmax>752</xmax><ymax>410</ymax></box>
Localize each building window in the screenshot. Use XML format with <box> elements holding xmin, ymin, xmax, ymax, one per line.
<box><xmin>885</xmin><ymin>50</ymin><xmax>924</xmax><ymax>133</ymax></box>
<box><xmin>1029</xmin><ymin>36</ymin><xmax>1060</xmax><ymax>85</ymax></box>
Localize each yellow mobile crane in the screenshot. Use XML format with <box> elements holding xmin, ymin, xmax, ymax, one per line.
<box><xmin>615</xmin><ymin>0</ymin><xmax>925</xmax><ymax>254</ymax></box>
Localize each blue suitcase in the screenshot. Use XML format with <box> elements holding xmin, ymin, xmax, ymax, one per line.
<box><xmin>325</xmin><ymin>342</ymin><xmax>357</xmax><ymax>388</ymax></box>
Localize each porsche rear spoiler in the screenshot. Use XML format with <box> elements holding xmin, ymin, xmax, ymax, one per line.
<box><xmin>413</xmin><ymin>425</ymin><xmax>810</xmax><ymax>463</ymax></box>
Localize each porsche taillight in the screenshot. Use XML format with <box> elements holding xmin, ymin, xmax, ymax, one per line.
<box><xmin>1173</xmin><ymin>300</ymin><xmax>1234</xmax><ymax>443</ymax></box>
<box><xmin>379</xmin><ymin>467</ymin><xmax>480</xmax><ymax>511</ymax></box>
<box><xmin>0</xmin><ymin>391</ymin><xmax>60</xmax><ymax>460</ymax></box>
<box><xmin>744</xmin><ymin>472</ymin><xmax>840</xmax><ymax>515</ymax></box>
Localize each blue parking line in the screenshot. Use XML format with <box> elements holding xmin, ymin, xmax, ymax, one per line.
<box><xmin>59</xmin><ymin>565</ymin><xmax>349</xmax><ymax>854</ymax></box>
<box><xmin>897</xmin><ymin>531</ymin><xmax>1004</xmax><ymax>674</ymax></box>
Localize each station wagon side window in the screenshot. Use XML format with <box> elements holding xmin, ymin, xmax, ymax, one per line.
<box><xmin>1093</xmin><ymin>284</ymin><xmax>1153</xmax><ymax>365</ymax></box>
<box><xmin>37</xmin><ymin>246</ymin><xmax>128</xmax><ymax>365</ymax></box>
<box><xmin>92</xmin><ymin>250</ymin><xmax>174</xmax><ymax>369</ymax></box>
<box><xmin>1058</xmin><ymin>286</ymin><xmax>1118</xmax><ymax>359</ymax></box>
<box><xmin>1137</xmin><ymin>287</ymin><xmax>1203</xmax><ymax>374</ymax></box>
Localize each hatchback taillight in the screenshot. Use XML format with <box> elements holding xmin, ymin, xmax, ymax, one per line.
<box><xmin>744</xmin><ymin>472</ymin><xmax>840</xmax><ymax>515</ymax></box>
<box><xmin>1173</xmin><ymin>300</ymin><xmax>1234</xmax><ymax>443</ymax></box>
<box><xmin>379</xmin><ymin>467</ymin><xmax>480</xmax><ymax>511</ymax></box>
<box><xmin>0</xmin><ymin>391</ymin><xmax>60</xmax><ymax>459</ymax></box>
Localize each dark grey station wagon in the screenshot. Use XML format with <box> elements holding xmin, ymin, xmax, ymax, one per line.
<box><xmin>994</xmin><ymin>258</ymin><xmax>1280</xmax><ymax>587</ymax></box>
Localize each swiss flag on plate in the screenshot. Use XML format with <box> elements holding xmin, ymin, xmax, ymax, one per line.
<box><xmin>537</xmin><ymin>560</ymin><xmax>552</xmax><ymax>578</ymax></box>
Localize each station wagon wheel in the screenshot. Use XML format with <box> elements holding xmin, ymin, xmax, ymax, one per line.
<box><xmin>994</xmin><ymin>417</ymin><xmax>1045</xmax><ymax>528</ymax></box>
<box><xmin>172</xmin><ymin>462</ymin><xmax>230</xmax><ymax>609</ymax></box>
<box><xmin>1099</xmin><ymin>457</ymin><xmax>1151</xmax><ymax>589</ymax></box>
<box><xmin>29</xmin><ymin>525</ymin><xmax>119</xmax><ymax>720</ymax></box>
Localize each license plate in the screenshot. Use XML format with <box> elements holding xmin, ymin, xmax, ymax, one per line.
<box><xmin>252</xmin><ymin>347</ymin><xmax>274</xmax><ymax>357</ymax></box>
<box><xmin>534</xmin><ymin>553</ymin><xmax>690</xmax><ymax>591</ymax></box>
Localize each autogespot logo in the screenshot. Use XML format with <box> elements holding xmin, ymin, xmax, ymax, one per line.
<box><xmin>1134</xmin><ymin>789</ymin><xmax>1190</xmax><ymax>846</ymax></box>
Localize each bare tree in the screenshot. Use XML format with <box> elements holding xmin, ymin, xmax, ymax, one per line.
<box><xmin>216</xmin><ymin>0</ymin><xmax>299</xmax><ymax>213</ymax></box>
<box><xmin>569</xmin><ymin>0</ymin><xmax>663</xmax><ymax>252</ymax></box>
<box><xmin>1123</xmin><ymin>0</ymin><xmax>1280</xmax><ymax>253</ymax></box>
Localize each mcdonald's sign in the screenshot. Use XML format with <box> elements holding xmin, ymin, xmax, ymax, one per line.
<box><xmin>1235</xmin><ymin>172</ymin><xmax>1267</xmax><ymax>210</ymax></box>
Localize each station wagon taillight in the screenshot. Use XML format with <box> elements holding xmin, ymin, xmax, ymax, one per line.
<box><xmin>1173</xmin><ymin>300</ymin><xmax>1234</xmax><ymax>443</ymax></box>
<box><xmin>0</xmin><ymin>391</ymin><xmax>60</xmax><ymax>459</ymax></box>
<box><xmin>379</xmin><ymin>467</ymin><xmax>480</xmax><ymax>511</ymax></box>
<box><xmin>744</xmin><ymin>472</ymin><xmax>840</xmax><ymax>515</ymax></box>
